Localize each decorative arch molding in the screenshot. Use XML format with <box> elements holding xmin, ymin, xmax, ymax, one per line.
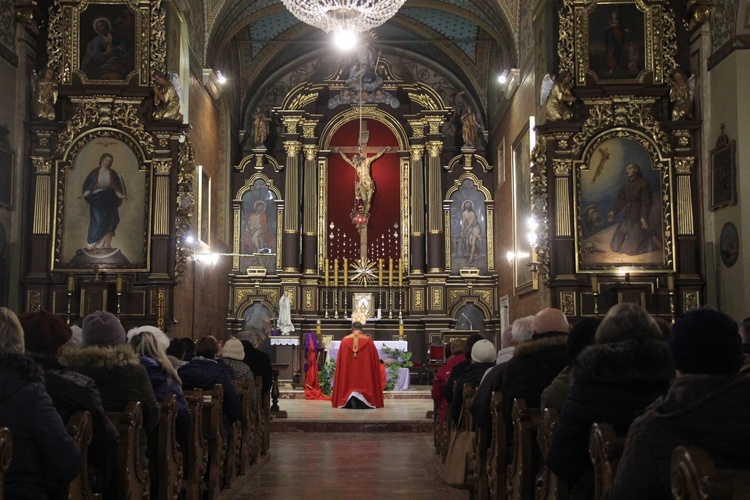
<box><xmin>447</xmin><ymin>297</ymin><xmax>492</xmax><ymax>322</ymax></box>
<box><xmin>445</xmin><ymin>172</ymin><xmax>493</xmax><ymax>202</ymax></box>
<box><xmin>234</xmin><ymin>173</ymin><xmax>283</xmax><ymax>201</ymax></box>
<box><xmin>319</xmin><ymin>106</ymin><xmax>409</xmax><ymax>151</ymax></box>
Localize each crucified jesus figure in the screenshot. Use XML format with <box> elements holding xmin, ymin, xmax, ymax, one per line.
<box><xmin>333</xmin><ymin>146</ymin><xmax>392</xmax><ymax>214</ymax></box>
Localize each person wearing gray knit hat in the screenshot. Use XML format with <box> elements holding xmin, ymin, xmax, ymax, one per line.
<box><xmin>82</xmin><ymin>310</ymin><xmax>126</xmax><ymax>347</ymax></box>
<box><xmin>471</xmin><ymin>339</ymin><xmax>497</xmax><ymax>363</ymax></box>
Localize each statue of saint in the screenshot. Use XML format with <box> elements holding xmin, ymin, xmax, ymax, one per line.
<box><xmin>253</xmin><ymin>107</ymin><xmax>271</xmax><ymax>147</ymax></box>
<box><xmin>276</xmin><ymin>290</ymin><xmax>295</xmax><ymax>334</ymax></box>
<box><xmin>31</xmin><ymin>67</ymin><xmax>58</xmax><ymax>121</ymax></box>
<box><xmin>152</xmin><ymin>72</ymin><xmax>183</xmax><ymax>121</ymax></box>
<box><xmin>670</xmin><ymin>68</ymin><xmax>693</xmax><ymax>121</ymax></box>
<box><xmin>333</xmin><ymin>146</ymin><xmax>392</xmax><ymax>215</ymax></box>
<box><xmin>544</xmin><ymin>71</ymin><xmax>576</xmax><ymax>122</ymax></box>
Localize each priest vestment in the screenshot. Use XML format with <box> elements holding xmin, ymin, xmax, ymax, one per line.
<box><xmin>331</xmin><ymin>332</ymin><xmax>384</xmax><ymax>408</ymax></box>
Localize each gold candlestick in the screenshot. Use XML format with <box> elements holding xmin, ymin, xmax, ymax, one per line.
<box><xmin>324</xmin><ymin>258</ymin><xmax>329</xmax><ymax>287</ymax></box>
<box><xmin>378</xmin><ymin>259</ymin><xmax>383</xmax><ymax>287</ymax></box>
<box><xmin>334</xmin><ymin>258</ymin><xmax>339</xmax><ymax>287</ymax></box>
<box><xmin>388</xmin><ymin>258</ymin><xmax>393</xmax><ymax>287</ymax></box>
<box><xmin>343</xmin><ymin>258</ymin><xmax>348</xmax><ymax>287</ymax></box>
<box><xmin>398</xmin><ymin>258</ymin><xmax>403</xmax><ymax>287</ymax></box>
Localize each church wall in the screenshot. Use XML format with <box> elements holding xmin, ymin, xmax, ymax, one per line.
<box><xmin>171</xmin><ymin>74</ymin><xmax>230</xmax><ymax>339</ymax></box>
<box><xmin>707</xmin><ymin>49</ymin><xmax>750</xmax><ymax>320</ymax></box>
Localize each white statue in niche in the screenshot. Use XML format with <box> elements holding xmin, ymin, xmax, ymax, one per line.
<box><xmin>276</xmin><ymin>290</ymin><xmax>295</xmax><ymax>334</ymax></box>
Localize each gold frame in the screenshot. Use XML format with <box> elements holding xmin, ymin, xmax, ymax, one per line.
<box><xmin>710</xmin><ymin>140</ymin><xmax>736</xmax><ymax>210</ymax></box>
<box><xmin>197</xmin><ymin>165</ymin><xmax>210</xmax><ymax>246</ymax></box>
<box><xmin>232</xmin><ymin>174</ymin><xmax>283</xmax><ymax>273</ymax></box>
<box><xmin>511</xmin><ymin>119</ymin><xmax>538</xmax><ymax>295</ymax></box>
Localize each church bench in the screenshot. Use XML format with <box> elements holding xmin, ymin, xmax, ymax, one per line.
<box><xmin>153</xmin><ymin>394</ymin><xmax>183</xmax><ymax>500</ymax></box>
<box><xmin>473</xmin><ymin>426</ymin><xmax>490</xmax><ymax>499</ymax></box>
<box><xmin>433</xmin><ymin>398</ymin><xmax>441</xmax><ymax>453</ymax></box>
<box><xmin>65</xmin><ymin>410</ymin><xmax>101</xmax><ymax>500</ymax></box>
<box><xmin>233</xmin><ymin>379</ymin><xmax>255</xmax><ymax>474</ymax></box>
<box><xmin>462</xmin><ymin>383</ymin><xmax>478</xmax><ymax>490</ymax></box>
<box><xmin>486</xmin><ymin>392</ymin><xmax>506</xmax><ymax>500</ymax></box>
<box><xmin>224</xmin><ymin>420</ymin><xmax>241</xmax><ymax>489</ymax></box>
<box><xmin>261</xmin><ymin>386</ymin><xmax>271</xmax><ymax>456</ymax></box>
<box><xmin>184</xmin><ymin>385</ymin><xmax>225</xmax><ymax>500</ymax></box>
<box><xmin>588</xmin><ymin>422</ymin><xmax>624</xmax><ymax>500</ymax></box>
<box><xmin>183</xmin><ymin>390</ymin><xmax>208</xmax><ymax>500</ymax></box>
<box><xmin>670</xmin><ymin>445</ymin><xmax>750</xmax><ymax>499</ymax></box>
<box><xmin>535</xmin><ymin>408</ymin><xmax>567</xmax><ymax>500</ymax></box>
<box><xmin>0</xmin><ymin>427</ymin><xmax>12</xmax><ymax>500</ymax></box>
<box><xmin>105</xmin><ymin>401</ymin><xmax>150</xmax><ymax>500</ymax></box>
<box><xmin>251</xmin><ymin>377</ymin><xmax>262</xmax><ymax>464</ymax></box>
<box><xmin>506</xmin><ymin>399</ymin><xmax>541</xmax><ymax>500</ymax></box>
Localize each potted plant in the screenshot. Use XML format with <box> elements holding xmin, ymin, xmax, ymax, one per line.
<box><xmin>380</xmin><ymin>346</ymin><xmax>413</xmax><ymax>391</ymax></box>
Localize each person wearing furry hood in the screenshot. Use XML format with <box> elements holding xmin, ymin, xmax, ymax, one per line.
<box><xmin>546</xmin><ymin>303</ymin><xmax>673</xmax><ymax>498</ymax></box>
<box><xmin>0</xmin><ymin>307</ymin><xmax>82</xmax><ymax>499</ymax></box>
<box><xmin>61</xmin><ymin>311</ymin><xmax>159</xmax><ymax>469</ymax></box>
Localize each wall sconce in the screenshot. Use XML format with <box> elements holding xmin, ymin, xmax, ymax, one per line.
<box><xmin>526</xmin><ymin>262</ymin><xmax>539</xmax><ymax>273</ymax></box>
<box><xmin>500</xmin><ymin>68</ymin><xmax>521</xmax><ymax>98</ymax></box>
<box><xmin>215</xmin><ymin>70</ymin><xmax>227</xmax><ymax>84</ymax></box>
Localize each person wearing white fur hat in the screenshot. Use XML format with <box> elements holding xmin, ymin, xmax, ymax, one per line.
<box><xmin>449</xmin><ymin>338</ymin><xmax>497</xmax><ymax>424</ymax></box>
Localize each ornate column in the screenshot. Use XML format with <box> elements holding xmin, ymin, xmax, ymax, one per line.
<box><xmin>282</xmin><ymin>131</ymin><xmax>301</xmax><ymax>273</ymax></box>
<box><xmin>426</xmin><ymin>140</ymin><xmax>444</xmax><ymax>272</ymax></box>
<box><xmin>302</xmin><ymin>142</ymin><xmax>319</xmax><ymax>274</ymax></box>
<box><xmin>408</xmin><ymin>138</ymin><xmax>426</xmax><ymax>274</ymax></box>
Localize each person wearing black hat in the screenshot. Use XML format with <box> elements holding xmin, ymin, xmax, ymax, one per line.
<box><xmin>604</xmin><ymin>307</ymin><xmax>750</xmax><ymax>499</ymax></box>
<box><xmin>19</xmin><ymin>310</ymin><xmax>119</xmax><ymax>494</ymax></box>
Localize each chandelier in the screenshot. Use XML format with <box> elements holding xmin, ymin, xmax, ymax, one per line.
<box><xmin>281</xmin><ymin>0</ymin><xmax>406</xmax><ymax>33</ymax></box>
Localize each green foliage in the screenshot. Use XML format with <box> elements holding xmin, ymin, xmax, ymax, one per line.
<box><xmin>381</xmin><ymin>347</ymin><xmax>413</xmax><ymax>391</ymax></box>
<box><xmin>319</xmin><ymin>359</ymin><xmax>336</xmax><ymax>396</ymax></box>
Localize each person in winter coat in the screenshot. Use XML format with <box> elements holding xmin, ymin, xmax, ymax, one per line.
<box><xmin>221</xmin><ymin>337</ymin><xmax>255</xmax><ymax>383</ymax></box>
<box><xmin>0</xmin><ymin>307</ymin><xmax>82</xmax><ymax>499</ymax></box>
<box><xmin>604</xmin><ymin>307</ymin><xmax>750</xmax><ymax>499</ymax></box>
<box><xmin>127</xmin><ymin>326</ymin><xmax>191</xmax><ymax>451</ymax></box>
<box><xmin>546</xmin><ymin>303</ymin><xmax>673</xmax><ymax>499</ymax></box>
<box><xmin>450</xmin><ymin>339</ymin><xmax>497</xmax><ymax>424</ymax></box>
<box><xmin>431</xmin><ymin>338</ymin><xmax>465</xmax><ymax>425</ymax></box>
<box><xmin>443</xmin><ymin>333</ymin><xmax>485</xmax><ymax>412</ymax></box>
<box><xmin>18</xmin><ymin>309</ymin><xmax>119</xmax><ymax>494</ymax></box>
<box><xmin>237</xmin><ymin>331</ymin><xmax>273</xmax><ymax>394</ymax></box>
<box><xmin>61</xmin><ymin>311</ymin><xmax>160</xmax><ymax>471</ymax></box>
<box><xmin>178</xmin><ymin>335</ymin><xmax>241</xmax><ymax>436</ymax></box>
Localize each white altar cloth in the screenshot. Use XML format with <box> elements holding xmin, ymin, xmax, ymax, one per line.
<box><xmin>270</xmin><ymin>336</ymin><xmax>300</xmax><ymax>346</ymax></box>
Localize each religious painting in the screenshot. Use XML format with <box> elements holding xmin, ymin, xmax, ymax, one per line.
<box><xmin>75</xmin><ymin>2</ymin><xmax>137</xmax><ymax>84</ymax></box>
<box><xmin>576</xmin><ymin>134</ymin><xmax>670</xmax><ymax>272</ymax></box>
<box><xmin>54</xmin><ymin>135</ymin><xmax>149</xmax><ymax>271</ymax></box>
<box><xmin>239</xmin><ymin>178</ymin><xmax>277</xmax><ymax>274</ymax></box>
<box><xmin>448</xmin><ymin>178</ymin><xmax>488</xmax><ymax>276</ymax></box>
<box><xmin>240</xmin><ymin>301</ymin><xmax>272</xmax><ymax>357</ymax></box>
<box><xmin>352</xmin><ymin>293</ymin><xmax>374</xmax><ymax>322</ymax></box>
<box><xmin>455</xmin><ymin>303</ymin><xmax>485</xmax><ymax>335</ymax></box>
<box><xmin>197</xmin><ymin>166</ymin><xmax>210</xmax><ymax>246</ymax></box>
<box><xmin>719</xmin><ymin>222</ymin><xmax>739</xmax><ymax>268</ymax></box>
<box><xmin>511</xmin><ymin>122</ymin><xmax>537</xmax><ymax>294</ymax></box>
<box><xmin>710</xmin><ymin>138</ymin><xmax>736</xmax><ymax>210</ymax></box>
<box><xmin>586</xmin><ymin>2</ymin><xmax>646</xmax><ymax>82</ymax></box>
<box><xmin>0</xmin><ymin>145</ymin><xmax>12</xmax><ymax>208</ymax></box>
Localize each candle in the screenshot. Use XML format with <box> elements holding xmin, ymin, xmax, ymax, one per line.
<box><xmin>388</xmin><ymin>258</ymin><xmax>393</xmax><ymax>287</ymax></box>
<box><xmin>343</xmin><ymin>258</ymin><xmax>348</xmax><ymax>287</ymax></box>
<box><xmin>378</xmin><ymin>258</ymin><xmax>383</xmax><ymax>287</ymax></box>
<box><xmin>399</xmin><ymin>320</ymin><xmax>404</xmax><ymax>337</ymax></box>
<box><xmin>316</xmin><ymin>320</ymin><xmax>321</xmax><ymax>336</ymax></box>
<box><xmin>398</xmin><ymin>258</ymin><xmax>403</xmax><ymax>287</ymax></box>
<box><xmin>324</xmin><ymin>258</ymin><xmax>329</xmax><ymax>287</ymax></box>
<box><xmin>667</xmin><ymin>274</ymin><xmax>675</xmax><ymax>292</ymax></box>
<box><xmin>591</xmin><ymin>275</ymin><xmax>598</xmax><ymax>293</ymax></box>
<box><xmin>116</xmin><ymin>274</ymin><xmax>123</xmax><ymax>293</ymax></box>
<box><xmin>334</xmin><ymin>258</ymin><xmax>339</xmax><ymax>287</ymax></box>
<box><xmin>66</xmin><ymin>275</ymin><xmax>75</xmax><ymax>293</ymax></box>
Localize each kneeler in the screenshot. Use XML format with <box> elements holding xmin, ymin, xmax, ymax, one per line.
<box><xmin>304</xmin><ymin>332</ymin><xmax>329</xmax><ymax>400</ymax></box>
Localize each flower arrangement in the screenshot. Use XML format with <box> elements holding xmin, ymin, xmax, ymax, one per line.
<box><xmin>319</xmin><ymin>359</ymin><xmax>336</xmax><ymax>396</ymax></box>
<box><xmin>380</xmin><ymin>346</ymin><xmax>413</xmax><ymax>391</ymax></box>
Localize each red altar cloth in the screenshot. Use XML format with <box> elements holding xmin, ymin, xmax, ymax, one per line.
<box><xmin>331</xmin><ymin>333</ymin><xmax>384</xmax><ymax>408</ymax></box>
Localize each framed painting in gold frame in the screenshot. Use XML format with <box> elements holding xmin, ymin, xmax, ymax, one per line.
<box><xmin>710</xmin><ymin>138</ymin><xmax>736</xmax><ymax>210</ymax></box>
<box><xmin>574</xmin><ymin>129</ymin><xmax>674</xmax><ymax>274</ymax></box>
<box><xmin>511</xmin><ymin>120</ymin><xmax>538</xmax><ymax>295</ymax></box>
<box><xmin>197</xmin><ymin>165</ymin><xmax>210</xmax><ymax>246</ymax></box>
<box><xmin>52</xmin><ymin>131</ymin><xmax>151</xmax><ymax>271</ymax></box>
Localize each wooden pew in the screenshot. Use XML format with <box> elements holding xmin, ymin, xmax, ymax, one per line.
<box><xmin>441</xmin><ymin>411</ymin><xmax>452</xmax><ymax>464</ymax></box>
<box><xmin>224</xmin><ymin>420</ymin><xmax>241</xmax><ymax>488</ymax></box>
<box><xmin>65</xmin><ymin>410</ymin><xmax>101</xmax><ymax>500</ymax></box>
<box><xmin>234</xmin><ymin>379</ymin><xmax>255</xmax><ymax>474</ymax></box>
<box><xmin>153</xmin><ymin>394</ymin><xmax>183</xmax><ymax>500</ymax></box>
<box><xmin>0</xmin><ymin>427</ymin><xmax>12</xmax><ymax>500</ymax></box>
<box><xmin>184</xmin><ymin>385</ymin><xmax>225</xmax><ymax>500</ymax></box>
<box><xmin>535</xmin><ymin>408</ymin><xmax>567</xmax><ymax>500</ymax></box>
<box><xmin>261</xmin><ymin>388</ymin><xmax>271</xmax><ymax>456</ymax></box>
<box><xmin>506</xmin><ymin>399</ymin><xmax>541</xmax><ymax>500</ymax></box>
<box><xmin>588</xmin><ymin>422</ymin><xmax>625</xmax><ymax>500</ymax></box>
<box><xmin>670</xmin><ymin>445</ymin><xmax>750</xmax><ymax>499</ymax></box>
<box><xmin>433</xmin><ymin>398</ymin><xmax>441</xmax><ymax>453</ymax></box>
<box><xmin>105</xmin><ymin>401</ymin><xmax>150</xmax><ymax>500</ymax></box>
<box><xmin>251</xmin><ymin>377</ymin><xmax>262</xmax><ymax>465</ymax></box>
<box><xmin>183</xmin><ymin>390</ymin><xmax>208</xmax><ymax>500</ymax></box>
<box><xmin>486</xmin><ymin>392</ymin><xmax>506</xmax><ymax>500</ymax></box>
<box><xmin>462</xmin><ymin>383</ymin><xmax>478</xmax><ymax>490</ymax></box>
<box><xmin>473</xmin><ymin>425</ymin><xmax>490</xmax><ymax>499</ymax></box>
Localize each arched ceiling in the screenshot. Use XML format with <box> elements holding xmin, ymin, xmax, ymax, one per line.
<box><xmin>201</xmin><ymin>0</ymin><xmax>520</xmax><ymax>123</ymax></box>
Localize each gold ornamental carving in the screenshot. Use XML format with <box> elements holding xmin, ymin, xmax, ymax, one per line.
<box><xmin>283</xmin><ymin>141</ymin><xmax>301</xmax><ymax>157</ymax></box>
<box><xmin>28</xmin><ymin>290</ymin><xmax>43</xmax><ymax>312</ymax></box>
<box><xmin>288</xmin><ymin>93</ymin><xmax>319</xmax><ymax>111</ymax></box>
<box><xmin>557</xmin><ymin>0</ymin><xmax>575</xmax><ymax>76</ymax></box>
<box><xmin>553</xmin><ymin>159</ymin><xmax>572</xmax><ymax>177</ymax></box>
<box><xmin>627</xmin><ymin>102</ymin><xmax>671</xmax><ymax>154</ymax></box>
<box><xmin>410</xmin><ymin>145</ymin><xmax>424</xmax><ymax>162</ymax></box>
<box><xmin>408</xmin><ymin>92</ymin><xmax>438</xmax><ymax>110</ymax></box>
<box><xmin>301</xmin><ymin>119</ymin><xmax>318</xmax><ymax>139</ymax></box>
<box><xmin>282</xmin><ymin>117</ymin><xmax>301</xmax><ymax>135</ymax></box>
<box><xmin>174</xmin><ymin>139</ymin><xmax>195</xmax><ymax>283</ymax></box>
<box><xmin>32</xmin><ymin>157</ymin><xmax>53</xmax><ymax>174</ymax></box>
<box><xmin>303</xmin><ymin>145</ymin><xmax>318</xmax><ymax>162</ymax></box>
<box><xmin>409</xmin><ymin>119</ymin><xmax>426</xmax><ymax>138</ymax></box>
<box><xmin>683</xmin><ymin>290</ymin><xmax>699</xmax><ymax>311</ymax></box>
<box><xmin>476</xmin><ymin>289</ymin><xmax>492</xmax><ymax>307</ymax></box>
<box><xmin>236</xmin><ymin>288</ymin><xmax>252</xmax><ymax>305</ymax></box>
<box><xmin>428</xmin><ymin>119</ymin><xmax>443</xmax><ymax>136</ymax></box>
<box><xmin>153</xmin><ymin>159</ymin><xmax>172</xmax><ymax>175</ymax></box>
<box><xmin>426</xmin><ymin>142</ymin><xmax>442</xmax><ymax>158</ymax></box>
<box><xmin>448</xmin><ymin>289</ymin><xmax>461</xmax><ymax>306</ymax></box>
<box><xmin>304</xmin><ymin>289</ymin><xmax>313</xmax><ymax>310</ymax></box>
<box><xmin>431</xmin><ymin>287</ymin><xmax>442</xmax><ymax>309</ymax></box>
<box><xmin>674</xmin><ymin>157</ymin><xmax>694</xmax><ymax>175</ymax></box>
<box><xmin>413</xmin><ymin>289</ymin><xmax>424</xmax><ymax>310</ymax></box>
<box><xmin>571</xmin><ymin>103</ymin><xmax>613</xmax><ymax>155</ymax></box>
<box><xmin>560</xmin><ymin>291</ymin><xmax>576</xmax><ymax>316</ymax></box>
<box><xmin>530</xmin><ymin>136</ymin><xmax>550</xmax><ymax>285</ymax></box>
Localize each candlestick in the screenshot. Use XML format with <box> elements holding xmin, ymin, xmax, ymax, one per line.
<box><xmin>116</xmin><ymin>274</ymin><xmax>123</xmax><ymax>294</ymax></box>
<box><xmin>334</xmin><ymin>258</ymin><xmax>339</xmax><ymax>287</ymax></box>
<box><xmin>378</xmin><ymin>258</ymin><xmax>383</xmax><ymax>287</ymax></box>
<box><xmin>399</xmin><ymin>320</ymin><xmax>404</xmax><ymax>337</ymax></box>
<box><xmin>388</xmin><ymin>258</ymin><xmax>393</xmax><ymax>287</ymax></box>
<box><xmin>667</xmin><ymin>273</ymin><xmax>675</xmax><ymax>292</ymax></box>
<box><xmin>66</xmin><ymin>274</ymin><xmax>75</xmax><ymax>293</ymax></box>
<box><xmin>343</xmin><ymin>258</ymin><xmax>348</xmax><ymax>287</ymax></box>
<box><xmin>591</xmin><ymin>275</ymin><xmax>598</xmax><ymax>293</ymax></box>
<box><xmin>398</xmin><ymin>258</ymin><xmax>403</xmax><ymax>287</ymax></box>
<box><xmin>316</xmin><ymin>320</ymin><xmax>321</xmax><ymax>336</ymax></box>
<box><xmin>324</xmin><ymin>258</ymin><xmax>329</xmax><ymax>287</ymax></box>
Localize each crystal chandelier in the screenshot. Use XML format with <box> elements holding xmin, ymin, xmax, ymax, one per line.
<box><xmin>281</xmin><ymin>0</ymin><xmax>407</xmax><ymax>33</ymax></box>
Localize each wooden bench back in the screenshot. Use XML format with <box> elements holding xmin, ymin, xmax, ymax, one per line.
<box><xmin>153</xmin><ymin>394</ymin><xmax>183</xmax><ymax>500</ymax></box>
<box><xmin>183</xmin><ymin>390</ymin><xmax>208</xmax><ymax>500</ymax></box>
<box><xmin>506</xmin><ymin>399</ymin><xmax>541</xmax><ymax>500</ymax></box>
<box><xmin>536</xmin><ymin>408</ymin><xmax>567</xmax><ymax>500</ymax></box>
<box><xmin>233</xmin><ymin>379</ymin><xmax>254</xmax><ymax>475</ymax></box>
<box><xmin>65</xmin><ymin>410</ymin><xmax>101</xmax><ymax>500</ymax></box>
<box><xmin>184</xmin><ymin>384</ymin><xmax>224</xmax><ymax>500</ymax></box>
<box><xmin>105</xmin><ymin>401</ymin><xmax>150</xmax><ymax>500</ymax></box>
<box><xmin>588</xmin><ymin>422</ymin><xmax>625</xmax><ymax>500</ymax></box>
<box><xmin>0</xmin><ymin>427</ymin><xmax>12</xmax><ymax>500</ymax></box>
<box><xmin>671</xmin><ymin>445</ymin><xmax>750</xmax><ymax>500</ymax></box>
<box><xmin>486</xmin><ymin>392</ymin><xmax>506</xmax><ymax>500</ymax></box>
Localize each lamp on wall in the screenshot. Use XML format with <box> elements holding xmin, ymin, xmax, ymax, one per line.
<box><xmin>281</xmin><ymin>0</ymin><xmax>407</xmax><ymax>33</ymax></box>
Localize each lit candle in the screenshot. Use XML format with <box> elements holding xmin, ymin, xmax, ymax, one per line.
<box><xmin>378</xmin><ymin>258</ymin><xmax>383</xmax><ymax>287</ymax></box>
<box><xmin>388</xmin><ymin>258</ymin><xmax>393</xmax><ymax>287</ymax></box>
<box><xmin>116</xmin><ymin>274</ymin><xmax>123</xmax><ymax>294</ymax></box>
<box><xmin>591</xmin><ymin>275</ymin><xmax>598</xmax><ymax>293</ymax></box>
<box><xmin>667</xmin><ymin>274</ymin><xmax>675</xmax><ymax>292</ymax></box>
<box><xmin>324</xmin><ymin>258</ymin><xmax>329</xmax><ymax>287</ymax></box>
<box><xmin>398</xmin><ymin>258</ymin><xmax>403</xmax><ymax>287</ymax></box>
<box><xmin>399</xmin><ymin>320</ymin><xmax>404</xmax><ymax>337</ymax></box>
<box><xmin>343</xmin><ymin>258</ymin><xmax>348</xmax><ymax>287</ymax></box>
<box><xmin>66</xmin><ymin>275</ymin><xmax>75</xmax><ymax>293</ymax></box>
<box><xmin>334</xmin><ymin>258</ymin><xmax>339</xmax><ymax>287</ymax></box>
<box><xmin>316</xmin><ymin>320</ymin><xmax>321</xmax><ymax>336</ymax></box>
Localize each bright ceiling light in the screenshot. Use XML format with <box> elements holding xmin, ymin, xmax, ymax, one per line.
<box><xmin>281</xmin><ymin>0</ymin><xmax>407</xmax><ymax>33</ymax></box>
<box><xmin>333</xmin><ymin>29</ymin><xmax>358</xmax><ymax>51</ymax></box>
<box><xmin>498</xmin><ymin>70</ymin><xmax>509</xmax><ymax>84</ymax></box>
<box><xmin>216</xmin><ymin>71</ymin><xmax>227</xmax><ymax>84</ymax></box>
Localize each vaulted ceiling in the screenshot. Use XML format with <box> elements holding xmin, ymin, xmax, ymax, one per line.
<box><xmin>199</xmin><ymin>0</ymin><xmax>521</xmax><ymax>127</ymax></box>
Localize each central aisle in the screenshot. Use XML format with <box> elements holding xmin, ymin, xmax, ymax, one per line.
<box><xmin>234</xmin><ymin>432</ymin><xmax>469</xmax><ymax>499</ymax></box>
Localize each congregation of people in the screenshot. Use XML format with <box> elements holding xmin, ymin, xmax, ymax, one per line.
<box><xmin>433</xmin><ymin>304</ymin><xmax>750</xmax><ymax>499</ymax></box>
<box><xmin>0</xmin><ymin>307</ymin><xmax>273</xmax><ymax>499</ymax></box>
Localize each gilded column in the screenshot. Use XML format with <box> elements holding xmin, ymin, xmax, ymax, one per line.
<box><xmin>409</xmin><ymin>144</ymin><xmax>426</xmax><ymax>274</ymax></box>
<box><xmin>283</xmin><ymin>139</ymin><xmax>301</xmax><ymax>272</ymax></box>
<box><xmin>426</xmin><ymin>140</ymin><xmax>444</xmax><ymax>272</ymax></box>
<box><xmin>302</xmin><ymin>143</ymin><xmax>319</xmax><ymax>274</ymax></box>
<box><xmin>31</xmin><ymin>157</ymin><xmax>53</xmax><ymax>235</ymax></box>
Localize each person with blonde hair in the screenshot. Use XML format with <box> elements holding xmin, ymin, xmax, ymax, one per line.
<box><xmin>128</xmin><ymin>326</ymin><xmax>191</xmax><ymax>447</ymax></box>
